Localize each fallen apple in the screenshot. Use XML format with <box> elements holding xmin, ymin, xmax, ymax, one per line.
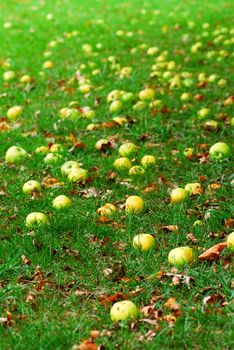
<box><xmin>109</xmin><ymin>100</ymin><xmax>123</xmax><ymax>113</ymax></box>
<box><xmin>7</xmin><ymin>106</ymin><xmax>23</xmax><ymax>121</ymax></box>
<box><xmin>3</xmin><ymin>70</ymin><xmax>15</xmax><ymax>81</ymax></box>
<box><xmin>171</xmin><ymin>188</ymin><xmax>189</xmax><ymax>204</ymax></box>
<box><xmin>129</xmin><ymin>165</ymin><xmax>145</xmax><ymax>176</ymax></box>
<box><xmin>184</xmin><ymin>183</ymin><xmax>203</xmax><ymax>195</ymax></box>
<box><xmin>35</xmin><ymin>146</ymin><xmax>49</xmax><ymax>154</ymax></box>
<box><xmin>227</xmin><ymin>232</ymin><xmax>234</xmax><ymax>250</ymax></box>
<box><xmin>5</xmin><ymin>146</ymin><xmax>28</xmax><ymax>164</ymax></box>
<box><xmin>141</xmin><ymin>155</ymin><xmax>156</xmax><ymax>168</ymax></box>
<box><xmin>118</xmin><ymin>143</ymin><xmax>138</xmax><ymax>158</ymax></box>
<box><xmin>183</xmin><ymin>148</ymin><xmax>194</xmax><ymax>158</ymax></box>
<box><xmin>44</xmin><ymin>153</ymin><xmax>62</xmax><ymax>164</ymax></box>
<box><xmin>61</xmin><ymin>161</ymin><xmax>80</xmax><ymax>176</ymax></box>
<box><xmin>67</xmin><ymin>168</ymin><xmax>88</xmax><ymax>182</ymax></box>
<box><xmin>125</xmin><ymin>195</ymin><xmax>144</xmax><ymax>214</ymax></box>
<box><xmin>26</xmin><ymin>212</ymin><xmax>48</xmax><ymax>227</ymax></box>
<box><xmin>168</xmin><ymin>246</ymin><xmax>195</xmax><ymax>266</ymax></box>
<box><xmin>133</xmin><ymin>234</ymin><xmax>155</xmax><ymax>251</ymax></box>
<box><xmin>97</xmin><ymin>203</ymin><xmax>117</xmax><ymax>217</ymax></box>
<box><xmin>53</xmin><ymin>195</ymin><xmax>71</xmax><ymax>209</ymax></box>
<box><xmin>138</xmin><ymin>88</ymin><xmax>155</xmax><ymax>101</ymax></box>
<box><xmin>22</xmin><ymin>180</ymin><xmax>41</xmax><ymax>194</ymax></box>
<box><xmin>110</xmin><ymin>300</ymin><xmax>138</xmax><ymax>322</ymax></box>
<box><xmin>209</xmin><ymin>142</ymin><xmax>230</xmax><ymax>160</ymax></box>
<box><xmin>113</xmin><ymin>157</ymin><xmax>132</xmax><ymax>171</ymax></box>
<box><xmin>50</xmin><ymin>143</ymin><xmax>64</xmax><ymax>153</ymax></box>
<box><xmin>95</xmin><ymin>139</ymin><xmax>109</xmax><ymax>151</ymax></box>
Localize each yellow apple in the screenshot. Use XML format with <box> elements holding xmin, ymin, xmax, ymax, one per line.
<box><xmin>168</xmin><ymin>246</ymin><xmax>195</xmax><ymax>266</ymax></box>
<box><xmin>23</xmin><ymin>180</ymin><xmax>41</xmax><ymax>194</ymax></box>
<box><xmin>141</xmin><ymin>155</ymin><xmax>156</xmax><ymax>168</ymax></box>
<box><xmin>67</xmin><ymin>168</ymin><xmax>88</xmax><ymax>182</ymax></box>
<box><xmin>138</xmin><ymin>88</ymin><xmax>155</xmax><ymax>101</ymax></box>
<box><xmin>133</xmin><ymin>234</ymin><xmax>155</xmax><ymax>251</ymax></box>
<box><xmin>125</xmin><ymin>196</ymin><xmax>144</xmax><ymax>214</ymax></box>
<box><xmin>53</xmin><ymin>195</ymin><xmax>71</xmax><ymax>209</ymax></box>
<box><xmin>5</xmin><ymin>146</ymin><xmax>28</xmax><ymax>164</ymax></box>
<box><xmin>227</xmin><ymin>232</ymin><xmax>234</xmax><ymax>250</ymax></box>
<box><xmin>97</xmin><ymin>203</ymin><xmax>117</xmax><ymax>217</ymax></box>
<box><xmin>7</xmin><ymin>106</ymin><xmax>23</xmax><ymax>121</ymax></box>
<box><xmin>129</xmin><ymin>165</ymin><xmax>145</xmax><ymax>176</ymax></box>
<box><xmin>61</xmin><ymin>161</ymin><xmax>80</xmax><ymax>176</ymax></box>
<box><xmin>118</xmin><ymin>143</ymin><xmax>138</xmax><ymax>158</ymax></box>
<box><xmin>26</xmin><ymin>212</ymin><xmax>48</xmax><ymax>227</ymax></box>
<box><xmin>171</xmin><ymin>188</ymin><xmax>189</xmax><ymax>204</ymax></box>
<box><xmin>113</xmin><ymin>157</ymin><xmax>132</xmax><ymax>171</ymax></box>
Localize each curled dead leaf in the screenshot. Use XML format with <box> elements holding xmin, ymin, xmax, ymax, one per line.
<box><xmin>199</xmin><ymin>242</ymin><xmax>227</xmax><ymax>261</ymax></box>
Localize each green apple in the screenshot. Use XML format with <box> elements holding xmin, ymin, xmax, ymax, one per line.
<box><xmin>193</xmin><ymin>220</ymin><xmax>203</xmax><ymax>227</ymax></box>
<box><xmin>61</xmin><ymin>161</ymin><xmax>80</xmax><ymax>176</ymax></box>
<box><xmin>5</xmin><ymin>146</ymin><xmax>28</xmax><ymax>164</ymax></box>
<box><xmin>107</xmin><ymin>89</ymin><xmax>122</xmax><ymax>102</ymax></box>
<box><xmin>23</xmin><ymin>180</ymin><xmax>41</xmax><ymax>194</ymax></box>
<box><xmin>129</xmin><ymin>165</ymin><xmax>145</xmax><ymax>176</ymax></box>
<box><xmin>20</xmin><ymin>75</ymin><xmax>32</xmax><ymax>83</ymax></box>
<box><xmin>168</xmin><ymin>246</ymin><xmax>195</xmax><ymax>266</ymax></box>
<box><xmin>67</xmin><ymin>168</ymin><xmax>88</xmax><ymax>182</ymax></box>
<box><xmin>138</xmin><ymin>88</ymin><xmax>155</xmax><ymax>101</ymax></box>
<box><xmin>209</xmin><ymin>142</ymin><xmax>230</xmax><ymax>160</ymax></box>
<box><xmin>133</xmin><ymin>234</ymin><xmax>155</xmax><ymax>251</ymax></box>
<box><xmin>109</xmin><ymin>100</ymin><xmax>123</xmax><ymax>113</ymax></box>
<box><xmin>171</xmin><ymin>188</ymin><xmax>189</xmax><ymax>204</ymax></box>
<box><xmin>133</xmin><ymin>101</ymin><xmax>146</xmax><ymax>111</ymax></box>
<box><xmin>97</xmin><ymin>203</ymin><xmax>117</xmax><ymax>217</ymax></box>
<box><xmin>198</xmin><ymin>108</ymin><xmax>210</xmax><ymax>119</ymax></box>
<box><xmin>121</xmin><ymin>92</ymin><xmax>134</xmax><ymax>102</ymax></box>
<box><xmin>118</xmin><ymin>143</ymin><xmax>138</xmax><ymax>158</ymax></box>
<box><xmin>26</xmin><ymin>212</ymin><xmax>48</xmax><ymax>227</ymax></box>
<box><xmin>125</xmin><ymin>195</ymin><xmax>144</xmax><ymax>214</ymax></box>
<box><xmin>53</xmin><ymin>195</ymin><xmax>71</xmax><ymax>209</ymax></box>
<box><xmin>141</xmin><ymin>155</ymin><xmax>156</xmax><ymax>168</ymax></box>
<box><xmin>44</xmin><ymin>153</ymin><xmax>62</xmax><ymax>164</ymax></box>
<box><xmin>110</xmin><ymin>300</ymin><xmax>138</xmax><ymax>322</ymax></box>
<box><xmin>113</xmin><ymin>157</ymin><xmax>132</xmax><ymax>171</ymax></box>
<box><xmin>7</xmin><ymin>106</ymin><xmax>23</xmax><ymax>121</ymax></box>
<box><xmin>227</xmin><ymin>232</ymin><xmax>234</xmax><ymax>250</ymax></box>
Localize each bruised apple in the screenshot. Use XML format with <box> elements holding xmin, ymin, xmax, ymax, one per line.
<box><xmin>23</xmin><ymin>180</ymin><xmax>41</xmax><ymax>194</ymax></box>
<box><xmin>97</xmin><ymin>203</ymin><xmax>117</xmax><ymax>217</ymax></box>
<box><xmin>209</xmin><ymin>142</ymin><xmax>230</xmax><ymax>160</ymax></box>
<box><xmin>110</xmin><ymin>300</ymin><xmax>138</xmax><ymax>322</ymax></box>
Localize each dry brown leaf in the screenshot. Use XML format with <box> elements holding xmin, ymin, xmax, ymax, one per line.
<box><xmin>164</xmin><ymin>298</ymin><xmax>181</xmax><ymax>316</ymax></box>
<box><xmin>26</xmin><ymin>291</ymin><xmax>36</xmax><ymax>303</ymax></box>
<box><xmin>72</xmin><ymin>339</ymin><xmax>98</xmax><ymax>350</ymax></box>
<box><xmin>21</xmin><ymin>255</ymin><xmax>31</xmax><ymax>265</ymax></box>
<box><xmin>224</xmin><ymin>218</ymin><xmax>234</xmax><ymax>228</ymax></box>
<box><xmin>99</xmin><ymin>292</ymin><xmax>123</xmax><ymax>306</ymax></box>
<box><xmin>199</xmin><ymin>242</ymin><xmax>227</xmax><ymax>261</ymax></box>
<box><xmin>42</xmin><ymin>177</ymin><xmax>64</xmax><ymax>188</ymax></box>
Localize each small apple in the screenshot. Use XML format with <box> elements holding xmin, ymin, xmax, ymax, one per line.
<box><xmin>53</xmin><ymin>195</ymin><xmax>71</xmax><ymax>209</ymax></box>
<box><xmin>109</xmin><ymin>100</ymin><xmax>123</xmax><ymax>113</ymax></box>
<box><xmin>180</xmin><ymin>93</ymin><xmax>191</xmax><ymax>101</ymax></box>
<box><xmin>79</xmin><ymin>84</ymin><xmax>92</xmax><ymax>94</ymax></box>
<box><xmin>202</xmin><ymin>120</ymin><xmax>218</xmax><ymax>130</ymax></box>
<box><xmin>183</xmin><ymin>148</ymin><xmax>194</xmax><ymax>158</ymax></box>
<box><xmin>35</xmin><ymin>146</ymin><xmax>49</xmax><ymax>154</ymax></box>
<box><xmin>133</xmin><ymin>234</ymin><xmax>155</xmax><ymax>251</ymax></box>
<box><xmin>168</xmin><ymin>246</ymin><xmax>195</xmax><ymax>266</ymax></box>
<box><xmin>129</xmin><ymin>165</ymin><xmax>145</xmax><ymax>176</ymax></box>
<box><xmin>97</xmin><ymin>203</ymin><xmax>117</xmax><ymax>217</ymax></box>
<box><xmin>107</xmin><ymin>89</ymin><xmax>122</xmax><ymax>102</ymax></box>
<box><xmin>113</xmin><ymin>157</ymin><xmax>132</xmax><ymax>171</ymax></box>
<box><xmin>198</xmin><ymin>108</ymin><xmax>210</xmax><ymax>119</ymax></box>
<box><xmin>23</xmin><ymin>180</ymin><xmax>41</xmax><ymax>194</ymax></box>
<box><xmin>121</xmin><ymin>92</ymin><xmax>134</xmax><ymax>102</ymax></box>
<box><xmin>50</xmin><ymin>143</ymin><xmax>64</xmax><ymax>153</ymax></box>
<box><xmin>95</xmin><ymin>139</ymin><xmax>109</xmax><ymax>151</ymax></box>
<box><xmin>138</xmin><ymin>88</ymin><xmax>155</xmax><ymax>101</ymax></box>
<box><xmin>7</xmin><ymin>106</ymin><xmax>23</xmax><ymax>121</ymax></box>
<box><xmin>110</xmin><ymin>300</ymin><xmax>138</xmax><ymax>322</ymax></box>
<box><xmin>209</xmin><ymin>142</ymin><xmax>230</xmax><ymax>160</ymax></box>
<box><xmin>67</xmin><ymin>168</ymin><xmax>88</xmax><ymax>182</ymax></box>
<box><xmin>5</xmin><ymin>146</ymin><xmax>28</xmax><ymax>164</ymax></box>
<box><xmin>141</xmin><ymin>155</ymin><xmax>156</xmax><ymax>168</ymax></box>
<box><xmin>61</xmin><ymin>161</ymin><xmax>80</xmax><ymax>176</ymax></box>
<box><xmin>133</xmin><ymin>101</ymin><xmax>146</xmax><ymax>111</ymax></box>
<box><xmin>112</xmin><ymin>116</ymin><xmax>127</xmax><ymax>125</ymax></box>
<box><xmin>227</xmin><ymin>232</ymin><xmax>234</xmax><ymax>250</ymax></box>
<box><xmin>20</xmin><ymin>75</ymin><xmax>32</xmax><ymax>83</ymax></box>
<box><xmin>184</xmin><ymin>183</ymin><xmax>203</xmax><ymax>195</ymax></box>
<box><xmin>118</xmin><ymin>143</ymin><xmax>138</xmax><ymax>158</ymax></box>
<box><xmin>125</xmin><ymin>196</ymin><xmax>144</xmax><ymax>214</ymax></box>
<box><xmin>3</xmin><ymin>71</ymin><xmax>15</xmax><ymax>81</ymax></box>
<box><xmin>26</xmin><ymin>212</ymin><xmax>48</xmax><ymax>227</ymax></box>
<box><xmin>193</xmin><ymin>220</ymin><xmax>203</xmax><ymax>227</ymax></box>
<box><xmin>44</xmin><ymin>153</ymin><xmax>62</xmax><ymax>164</ymax></box>
<box><xmin>42</xmin><ymin>61</ymin><xmax>54</xmax><ymax>69</ymax></box>
<box><xmin>171</xmin><ymin>188</ymin><xmax>189</xmax><ymax>204</ymax></box>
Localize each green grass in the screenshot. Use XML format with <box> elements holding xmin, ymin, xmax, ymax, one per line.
<box><xmin>0</xmin><ymin>0</ymin><xmax>233</xmax><ymax>349</ymax></box>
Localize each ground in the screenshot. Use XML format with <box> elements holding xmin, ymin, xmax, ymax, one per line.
<box><xmin>0</xmin><ymin>0</ymin><xmax>233</xmax><ymax>349</ymax></box>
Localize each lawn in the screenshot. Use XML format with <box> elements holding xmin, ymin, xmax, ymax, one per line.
<box><xmin>0</xmin><ymin>0</ymin><xmax>233</xmax><ymax>349</ymax></box>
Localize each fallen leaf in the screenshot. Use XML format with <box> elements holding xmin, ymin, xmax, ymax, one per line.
<box><xmin>26</xmin><ymin>291</ymin><xmax>36</xmax><ymax>303</ymax></box>
<box><xmin>21</xmin><ymin>255</ymin><xmax>31</xmax><ymax>265</ymax></box>
<box><xmin>199</xmin><ymin>242</ymin><xmax>227</xmax><ymax>261</ymax></box>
